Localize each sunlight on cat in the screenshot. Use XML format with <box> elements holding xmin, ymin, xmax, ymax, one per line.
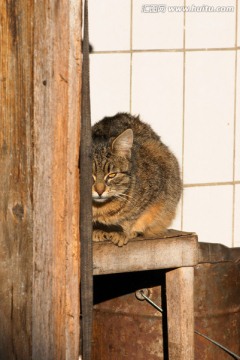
<box><xmin>92</xmin><ymin>113</ymin><xmax>182</xmax><ymax>246</ymax></box>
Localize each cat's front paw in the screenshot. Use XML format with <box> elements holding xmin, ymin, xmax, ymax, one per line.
<box><xmin>93</xmin><ymin>229</ymin><xmax>109</xmax><ymax>242</ymax></box>
<box><xmin>93</xmin><ymin>229</ymin><xmax>128</xmax><ymax>247</ymax></box>
<box><xmin>110</xmin><ymin>232</ymin><xmax>128</xmax><ymax>247</ymax></box>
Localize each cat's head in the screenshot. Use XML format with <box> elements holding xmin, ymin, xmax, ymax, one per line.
<box><xmin>92</xmin><ymin>129</ymin><xmax>133</xmax><ymax>204</ymax></box>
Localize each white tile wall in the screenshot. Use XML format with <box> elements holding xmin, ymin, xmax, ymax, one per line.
<box><xmin>171</xmin><ymin>199</ymin><xmax>182</xmax><ymax>230</ymax></box>
<box><xmin>90</xmin><ymin>54</ymin><xmax>130</xmax><ymax>123</ymax></box>
<box><xmin>89</xmin><ymin>0</ymin><xmax>130</xmax><ymax>51</ymax></box>
<box><xmin>183</xmin><ymin>185</ymin><xmax>233</xmax><ymax>246</ymax></box>
<box><xmin>132</xmin><ymin>0</ymin><xmax>184</xmax><ymax>50</ymax></box>
<box><xmin>234</xmin><ymin>185</ymin><xmax>240</xmax><ymax>247</ymax></box>
<box><xmin>238</xmin><ymin>1</ymin><xmax>240</xmax><ymax>47</ymax></box>
<box><xmin>184</xmin><ymin>51</ymin><xmax>235</xmax><ymax>184</ymax></box>
<box><xmin>185</xmin><ymin>0</ymin><xmax>236</xmax><ymax>49</ymax></box>
<box><xmin>89</xmin><ymin>2</ymin><xmax>240</xmax><ymax>247</ymax></box>
<box><xmin>236</xmin><ymin>51</ymin><xmax>240</xmax><ymax>181</ymax></box>
<box><xmin>131</xmin><ymin>52</ymin><xmax>183</xmax><ymax>162</ymax></box>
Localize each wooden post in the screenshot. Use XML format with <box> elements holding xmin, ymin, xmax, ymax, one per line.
<box><xmin>166</xmin><ymin>267</ymin><xmax>195</xmax><ymax>360</ymax></box>
<box><xmin>81</xmin><ymin>0</ymin><xmax>93</xmax><ymax>358</ymax></box>
<box><xmin>0</xmin><ymin>1</ymin><xmax>34</xmax><ymax>358</ymax></box>
<box><xmin>0</xmin><ymin>0</ymin><xmax>82</xmax><ymax>359</ymax></box>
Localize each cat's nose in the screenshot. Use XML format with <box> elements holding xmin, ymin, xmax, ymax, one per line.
<box><xmin>94</xmin><ymin>183</ymin><xmax>106</xmax><ymax>196</ymax></box>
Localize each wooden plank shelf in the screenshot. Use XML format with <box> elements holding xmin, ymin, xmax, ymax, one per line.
<box><xmin>93</xmin><ymin>230</ymin><xmax>198</xmax><ymax>275</ymax></box>
<box><xmin>93</xmin><ymin>229</ymin><xmax>198</xmax><ymax>360</ymax></box>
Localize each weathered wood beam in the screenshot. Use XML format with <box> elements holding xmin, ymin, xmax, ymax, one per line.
<box><xmin>0</xmin><ymin>1</ymin><xmax>81</xmax><ymax>359</ymax></box>
<box><xmin>33</xmin><ymin>0</ymin><xmax>81</xmax><ymax>359</ymax></box>
<box><xmin>93</xmin><ymin>231</ymin><xmax>198</xmax><ymax>275</ymax></box>
<box><xmin>0</xmin><ymin>1</ymin><xmax>34</xmax><ymax>358</ymax></box>
<box><xmin>166</xmin><ymin>267</ymin><xmax>195</xmax><ymax>360</ymax></box>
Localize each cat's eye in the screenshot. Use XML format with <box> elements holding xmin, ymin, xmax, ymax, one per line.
<box><xmin>107</xmin><ymin>173</ymin><xmax>117</xmax><ymax>179</ymax></box>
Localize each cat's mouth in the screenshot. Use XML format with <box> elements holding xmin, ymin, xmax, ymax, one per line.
<box><xmin>92</xmin><ymin>196</ymin><xmax>109</xmax><ymax>203</ymax></box>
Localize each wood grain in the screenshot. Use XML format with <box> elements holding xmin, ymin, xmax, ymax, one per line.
<box><xmin>93</xmin><ymin>231</ymin><xmax>198</xmax><ymax>275</ymax></box>
<box><xmin>0</xmin><ymin>1</ymin><xmax>34</xmax><ymax>358</ymax></box>
<box><xmin>33</xmin><ymin>1</ymin><xmax>81</xmax><ymax>359</ymax></box>
<box><xmin>166</xmin><ymin>267</ymin><xmax>195</xmax><ymax>360</ymax></box>
<box><xmin>0</xmin><ymin>1</ymin><xmax>81</xmax><ymax>359</ymax></box>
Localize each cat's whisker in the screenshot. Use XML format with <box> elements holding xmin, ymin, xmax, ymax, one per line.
<box><xmin>114</xmin><ymin>194</ymin><xmax>140</xmax><ymax>210</ymax></box>
<box><xmin>117</xmin><ymin>193</ymin><xmax>133</xmax><ymax>200</ymax></box>
<box><xmin>113</xmin><ymin>194</ymin><xmax>129</xmax><ymax>201</ymax></box>
<box><xmin>118</xmin><ymin>192</ymin><xmax>131</xmax><ymax>198</ymax></box>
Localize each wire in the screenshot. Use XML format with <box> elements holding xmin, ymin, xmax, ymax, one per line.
<box><xmin>136</xmin><ymin>289</ymin><xmax>240</xmax><ymax>359</ymax></box>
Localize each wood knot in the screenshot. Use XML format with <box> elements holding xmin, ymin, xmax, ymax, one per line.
<box><xmin>12</xmin><ymin>203</ymin><xmax>24</xmax><ymax>222</ymax></box>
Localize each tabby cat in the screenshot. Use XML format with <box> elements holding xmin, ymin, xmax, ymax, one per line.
<box><xmin>92</xmin><ymin>113</ymin><xmax>182</xmax><ymax>246</ymax></box>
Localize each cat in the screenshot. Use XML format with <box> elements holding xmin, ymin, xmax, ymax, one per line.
<box><xmin>92</xmin><ymin>113</ymin><xmax>182</xmax><ymax>246</ymax></box>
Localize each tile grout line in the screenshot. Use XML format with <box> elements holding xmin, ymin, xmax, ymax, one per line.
<box><xmin>129</xmin><ymin>0</ymin><xmax>133</xmax><ymax>113</ymax></box>
<box><xmin>181</xmin><ymin>0</ymin><xmax>186</xmax><ymax>231</ymax></box>
<box><xmin>91</xmin><ymin>47</ymin><xmax>240</xmax><ymax>55</ymax></box>
<box><xmin>184</xmin><ymin>181</ymin><xmax>240</xmax><ymax>188</ymax></box>
<box><xmin>232</xmin><ymin>0</ymin><xmax>238</xmax><ymax>247</ymax></box>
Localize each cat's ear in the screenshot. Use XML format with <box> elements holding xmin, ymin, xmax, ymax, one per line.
<box><xmin>111</xmin><ymin>129</ymin><xmax>133</xmax><ymax>157</ymax></box>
